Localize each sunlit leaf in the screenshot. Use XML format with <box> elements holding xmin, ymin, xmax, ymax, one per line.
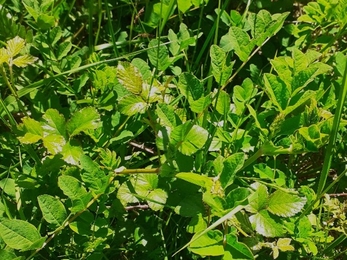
<box><xmin>249</xmin><ymin>210</ymin><xmax>284</xmax><ymax>237</ymax></box>
<box><xmin>38</xmin><ymin>194</ymin><xmax>67</xmax><ymax>227</ymax></box>
<box><xmin>66</xmin><ymin>107</ymin><xmax>101</xmax><ymax>137</ymax></box>
<box><xmin>6</xmin><ymin>36</ymin><xmax>25</xmax><ymax>57</ymax></box>
<box><xmin>189</xmin><ymin>230</ymin><xmax>224</xmax><ymax>256</ymax></box>
<box><xmin>268</xmin><ymin>190</ymin><xmax>306</xmax><ymax>217</ymax></box>
<box><xmin>12</xmin><ymin>54</ymin><xmax>37</xmax><ymax>67</ymax></box>
<box><xmin>117</xmin><ymin>61</ymin><xmax>143</xmax><ymax>94</ymax></box>
<box><xmin>147</xmin><ymin>188</ymin><xmax>167</xmax><ymax>211</ymax></box>
<box><xmin>0</xmin><ymin>219</ymin><xmax>43</xmax><ymax>251</ymax></box>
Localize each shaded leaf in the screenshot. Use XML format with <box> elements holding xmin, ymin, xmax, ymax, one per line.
<box><xmin>224</xmin><ymin>234</ymin><xmax>254</xmax><ymax>259</ymax></box>
<box><xmin>220</xmin><ymin>153</ymin><xmax>245</xmax><ymax>189</ymax></box>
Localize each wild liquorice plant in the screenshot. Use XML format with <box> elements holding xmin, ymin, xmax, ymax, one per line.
<box><xmin>1</xmin><ymin>0</ymin><xmax>347</xmax><ymax>259</ymax></box>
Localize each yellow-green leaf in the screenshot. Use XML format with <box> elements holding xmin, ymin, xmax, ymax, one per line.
<box><xmin>12</xmin><ymin>55</ymin><xmax>38</xmax><ymax>67</ymax></box>
<box><xmin>6</xmin><ymin>36</ymin><xmax>25</xmax><ymax>57</ymax></box>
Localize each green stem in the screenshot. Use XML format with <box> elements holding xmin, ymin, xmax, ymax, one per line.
<box><xmin>316</xmin><ymin>56</ymin><xmax>347</xmax><ymax>196</ymax></box>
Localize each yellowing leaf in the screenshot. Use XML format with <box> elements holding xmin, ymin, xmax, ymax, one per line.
<box><xmin>6</xmin><ymin>36</ymin><xmax>25</xmax><ymax>57</ymax></box>
<box><xmin>117</xmin><ymin>61</ymin><xmax>143</xmax><ymax>94</ymax></box>
<box><xmin>12</xmin><ymin>54</ymin><xmax>38</xmax><ymax>67</ymax></box>
<box><xmin>0</xmin><ymin>48</ymin><xmax>10</xmax><ymax>64</ymax></box>
<box><xmin>277</xmin><ymin>238</ymin><xmax>294</xmax><ymax>252</ymax></box>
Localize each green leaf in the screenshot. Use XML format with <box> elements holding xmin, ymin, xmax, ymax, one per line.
<box><xmin>80</xmin><ymin>155</ymin><xmax>108</xmax><ymax>193</ymax></box>
<box><xmin>268</xmin><ymin>190</ymin><xmax>306</xmax><ymax>217</ymax></box>
<box><xmin>175</xmin><ymin>194</ymin><xmax>205</xmax><ymax>217</ymax></box>
<box><xmin>6</xmin><ymin>36</ymin><xmax>25</xmax><ymax>57</ymax></box>
<box><xmin>176</xmin><ymin>172</ymin><xmax>213</xmax><ymax>189</ymax></box>
<box><xmin>210</xmin><ymin>45</ymin><xmax>234</xmax><ymax>85</ymax></box>
<box><xmin>249</xmin><ymin>210</ymin><xmax>284</xmax><ymax>237</ymax></box>
<box><xmin>57</xmin><ymin>41</ymin><xmax>72</xmax><ymax>60</ymax></box>
<box><xmin>42</xmin><ymin>108</ymin><xmax>66</xmax><ymax>137</ymax></box>
<box><xmin>178</xmin><ymin>72</ymin><xmax>203</xmax><ymax>101</ymax></box>
<box><xmin>147</xmin><ymin>188</ymin><xmax>168</xmax><ymax>211</ymax></box>
<box><xmin>0</xmin><ymin>249</ymin><xmax>18</xmax><ymax>259</ymax></box>
<box><xmin>131</xmin><ymin>58</ymin><xmax>152</xmax><ymax>82</ymax></box>
<box><xmin>18</xmin><ymin>117</ymin><xmax>43</xmax><ymax>144</ymax></box>
<box><xmin>66</xmin><ymin>107</ymin><xmax>101</xmax><ymax>137</ymax></box>
<box><xmin>215</xmin><ymin>90</ymin><xmax>231</xmax><ymax>116</ymax></box>
<box><xmin>37</xmin><ymin>14</ymin><xmax>55</xmax><ymax>30</ymax></box>
<box><xmin>263</xmin><ymin>73</ymin><xmax>290</xmax><ymax>111</ymax></box>
<box><xmin>61</xmin><ymin>142</ymin><xmax>83</xmax><ymax>165</ymax></box>
<box><xmin>224</xmin><ymin>234</ymin><xmax>254</xmax><ymax>260</ymax></box>
<box><xmin>0</xmin><ymin>219</ymin><xmax>43</xmax><ymax>251</ymax></box>
<box><xmin>246</xmin><ymin>182</ymin><xmax>268</xmax><ymax>213</ymax></box>
<box><xmin>177</xmin><ymin>23</ymin><xmax>195</xmax><ymax>50</ymax></box>
<box><xmin>170</xmin><ymin>121</ymin><xmax>208</xmax><ymax>155</ymax></box>
<box><xmin>148</xmin><ymin>39</ymin><xmax>171</xmax><ymax>71</ymax></box>
<box><xmin>225</xmin><ymin>187</ymin><xmax>251</xmax><ymax>209</ymax></box>
<box><xmin>116</xmin><ymin>61</ymin><xmax>143</xmax><ymax>94</ymax></box>
<box><xmin>0</xmin><ymin>178</ymin><xmax>16</xmax><ymax>198</ymax></box>
<box><xmin>190</xmin><ymin>95</ymin><xmax>212</xmax><ymax>114</ymax></box>
<box><xmin>220</xmin><ymin>153</ymin><xmax>245</xmax><ymax>189</ymax></box>
<box><xmin>156</xmin><ymin>103</ymin><xmax>177</xmax><ymax>128</ymax></box>
<box><xmin>118</xmin><ymin>94</ymin><xmax>148</xmax><ymax>116</ymax></box>
<box><xmin>58</xmin><ymin>175</ymin><xmax>89</xmax><ymax>200</ymax></box>
<box><xmin>177</xmin><ymin>0</ymin><xmax>192</xmax><ymax>13</ymax></box>
<box><xmin>42</xmin><ymin>134</ymin><xmax>66</xmax><ymax>155</ymax></box>
<box><xmin>220</xmin><ymin>27</ymin><xmax>254</xmax><ymax>62</ymax></box>
<box><xmin>189</xmin><ymin>230</ymin><xmax>224</xmax><ymax>256</ymax></box>
<box><xmin>37</xmin><ymin>194</ymin><xmax>67</xmax><ymax>227</ymax></box>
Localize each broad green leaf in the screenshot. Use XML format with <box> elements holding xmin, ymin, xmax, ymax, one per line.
<box><xmin>210</xmin><ymin>45</ymin><xmax>233</xmax><ymax>85</ymax></box>
<box><xmin>156</xmin><ymin>103</ymin><xmax>177</xmax><ymax>128</ymax></box>
<box><xmin>168</xmin><ymin>29</ymin><xmax>180</xmax><ymax>56</ymax></box>
<box><xmin>220</xmin><ymin>27</ymin><xmax>254</xmax><ymax>62</ymax></box>
<box><xmin>118</xmin><ymin>94</ymin><xmax>148</xmax><ymax>116</ymax></box>
<box><xmin>170</xmin><ymin>121</ymin><xmax>208</xmax><ymax>155</ymax></box>
<box><xmin>187</xmin><ymin>213</ymin><xmax>207</xmax><ymax>233</ymax></box>
<box><xmin>249</xmin><ymin>210</ymin><xmax>284</xmax><ymax>237</ymax></box>
<box><xmin>177</xmin><ymin>23</ymin><xmax>195</xmax><ymax>50</ymax></box>
<box><xmin>133</xmin><ymin>174</ymin><xmax>158</xmax><ymax>196</ymax></box>
<box><xmin>147</xmin><ymin>188</ymin><xmax>167</xmax><ymax>211</ymax></box>
<box><xmin>215</xmin><ymin>89</ymin><xmax>231</xmax><ymax>115</ymax></box>
<box><xmin>0</xmin><ymin>249</ymin><xmax>17</xmax><ymax>259</ymax></box>
<box><xmin>61</xmin><ymin>142</ymin><xmax>83</xmax><ymax>165</ymax></box>
<box><xmin>178</xmin><ymin>72</ymin><xmax>203</xmax><ymax>101</ymax></box>
<box><xmin>57</xmin><ymin>41</ymin><xmax>72</xmax><ymax>60</ymax></box>
<box><xmin>176</xmin><ymin>172</ymin><xmax>213</xmax><ymax>189</ymax></box>
<box><xmin>263</xmin><ymin>73</ymin><xmax>290</xmax><ymax>111</ymax></box>
<box><xmin>225</xmin><ymin>187</ymin><xmax>250</xmax><ymax>209</ymax></box>
<box><xmin>190</xmin><ymin>95</ymin><xmax>212</xmax><ymax>113</ymax></box>
<box><xmin>49</xmin><ymin>26</ymin><xmax>62</xmax><ymax>46</ymax></box>
<box><xmin>42</xmin><ymin>108</ymin><xmax>66</xmax><ymax>137</ymax></box>
<box><xmin>0</xmin><ymin>178</ymin><xmax>16</xmax><ymax>197</ymax></box>
<box><xmin>224</xmin><ymin>234</ymin><xmax>254</xmax><ymax>260</ymax></box>
<box><xmin>177</xmin><ymin>0</ymin><xmax>192</xmax><ymax>13</ymax></box>
<box><xmin>270</xmin><ymin>56</ymin><xmax>292</xmax><ymax>86</ymax></box>
<box><xmin>37</xmin><ymin>194</ymin><xmax>67</xmax><ymax>227</ymax></box>
<box><xmin>117</xmin><ymin>181</ymin><xmax>140</xmax><ymax>206</ymax></box>
<box><xmin>6</xmin><ymin>36</ymin><xmax>25</xmax><ymax>57</ymax></box>
<box><xmin>335</xmin><ymin>52</ymin><xmax>346</xmax><ymax>76</ymax></box>
<box><xmin>268</xmin><ymin>190</ymin><xmax>306</xmax><ymax>217</ymax></box>
<box><xmin>284</xmin><ymin>90</ymin><xmax>316</xmax><ymax>115</ymax></box>
<box><xmin>148</xmin><ymin>39</ymin><xmax>171</xmax><ymax>71</ymax></box>
<box><xmin>81</xmin><ymin>156</ymin><xmax>108</xmax><ymax>193</ymax></box>
<box><xmin>175</xmin><ymin>194</ymin><xmax>205</xmax><ymax>217</ymax></box>
<box><xmin>131</xmin><ymin>58</ymin><xmax>152</xmax><ymax>82</ymax></box>
<box><xmin>58</xmin><ymin>175</ymin><xmax>89</xmax><ymax>200</ymax></box>
<box><xmin>70</xmin><ymin>194</ymin><xmax>93</xmax><ymax>213</ymax></box>
<box><xmin>18</xmin><ymin>117</ymin><xmax>43</xmax><ymax>144</ymax></box>
<box><xmin>189</xmin><ymin>230</ymin><xmax>224</xmax><ymax>256</ymax></box>
<box><xmin>42</xmin><ymin>134</ymin><xmax>66</xmax><ymax>154</ymax></box>
<box><xmin>116</xmin><ymin>61</ymin><xmax>143</xmax><ymax>94</ymax></box>
<box><xmin>37</xmin><ymin>14</ymin><xmax>55</xmax><ymax>30</ymax></box>
<box><xmin>220</xmin><ymin>153</ymin><xmax>245</xmax><ymax>189</ymax></box>
<box><xmin>0</xmin><ymin>219</ymin><xmax>43</xmax><ymax>251</ymax></box>
<box><xmin>246</xmin><ymin>182</ymin><xmax>268</xmax><ymax>213</ymax></box>
<box><xmin>12</xmin><ymin>54</ymin><xmax>37</xmax><ymax>67</ymax></box>
<box><xmin>66</xmin><ymin>107</ymin><xmax>100</xmax><ymax>137</ymax></box>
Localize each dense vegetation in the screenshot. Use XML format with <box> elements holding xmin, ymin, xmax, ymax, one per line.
<box><xmin>1</xmin><ymin>0</ymin><xmax>347</xmax><ymax>259</ymax></box>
